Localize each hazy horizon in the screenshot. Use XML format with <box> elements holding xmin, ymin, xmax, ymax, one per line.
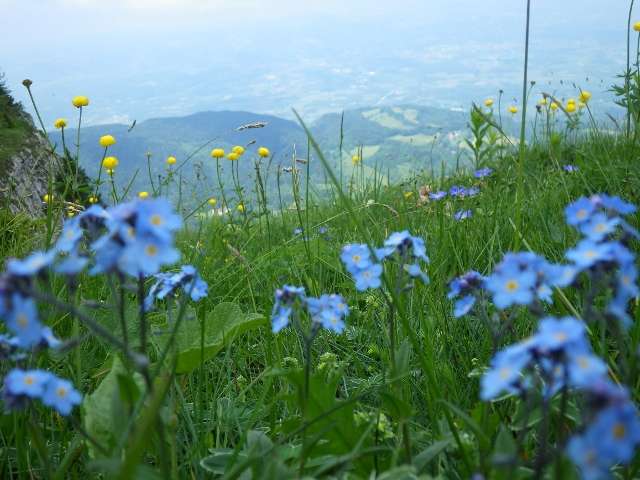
<box><xmin>0</xmin><ymin>0</ymin><xmax>630</xmax><ymax>126</ymax></box>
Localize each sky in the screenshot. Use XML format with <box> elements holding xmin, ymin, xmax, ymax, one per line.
<box><xmin>0</xmin><ymin>0</ymin><xmax>631</xmax><ymax>126</ymax></box>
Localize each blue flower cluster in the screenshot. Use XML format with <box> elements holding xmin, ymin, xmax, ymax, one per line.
<box><xmin>341</xmin><ymin>231</ymin><xmax>429</xmax><ymax>292</ymax></box>
<box><xmin>0</xmin><ymin>197</ymin><xmax>205</xmax><ymax>417</ymax></box>
<box><xmin>4</xmin><ymin>369</ymin><xmax>82</xmax><ymax>416</ymax></box>
<box><xmin>271</xmin><ymin>285</ymin><xmax>349</xmax><ymax>334</ymax></box>
<box><xmin>144</xmin><ymin>265</ymin><xmax>208</xmax><ymax>312</ymax></box>
<box><xmin>454</xmin><ymin>209</ymin><xmax>472</xmax><ymax>221</ymax></box>
<box><xmin>474</xmin><ymin>167</ymin><xmax>494</xmax><ymax>178</ymax></box>
<box><xmin>449</xmin><ymin>195</ymin><xmax>638</xmax><ymax>321</ymax></box>
<box><xmin>449</xmin><ymin>185</ymin><xmax>480</xmax><ymax>198</ymax></box>
<box><xmin>448</xmin><ymin>252</ymin><xmax>575</xmax><ymax>318</ymax></box>
<box><xmin>447</xmin><ymin>194</ymin><xmax>640</xmax><ymax>478</ymax></box>
<box><xmin>564</xmin><ymin>194</ymin><xmax>639</xmax><ymax>328</ymax></box>
<box><xmin>482</xmin><ymin>315</ymin><xmax>640</xmax><ymax>478</ymax></box>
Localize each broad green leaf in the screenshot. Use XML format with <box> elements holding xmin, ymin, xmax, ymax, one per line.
<box><xmin>82</xmin><ymin>357</ymin><xmax>145</xmax><ymax>458</ymax></box>
<box><xmin>376</xmin><ymin>465</ymin><xmax>420</xmax><ymax>480</ymax></box>
<box><xmin>413</xmin><ymin>439</ymin><xmax>451</xmax><ymax>473</ymax></box>
<box><xmin>172</xmin><ymin>302</ymin><xmax>266</xmax><ymax>374</ymax></box>
<box><xmin>492</xmin><ymin>424</ymin><xmax>517</xmax><ymax>467</ymax></box>
<box><xmin>200</xmin><ymin>449</ymin><xmax>247</xmax><ymax>475</ymax></box>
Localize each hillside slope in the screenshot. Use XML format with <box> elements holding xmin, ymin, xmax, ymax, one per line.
<box><xmin>0</xmin><ymin>79</ymin><xmax>54</xmax><ymax>215</ymax></box>
<box><xmin>48</xmin><ymin>104</ymin><xmax>486</xmax><ymax>209</ymax></box>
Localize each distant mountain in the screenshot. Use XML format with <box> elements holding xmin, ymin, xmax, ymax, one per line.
<box><xmin>50</xmin><ymin>105</ymin><xmax>481</xmax><ymax>210</ymax></box>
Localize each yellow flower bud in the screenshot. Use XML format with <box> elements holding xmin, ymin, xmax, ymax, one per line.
<box><xmin>102</xmin><ymin>156</ymin><xmax>119</xmax><ymax>170</ymax></box>
<box><xmin>484</xmin><ymin>98</ymin><xmax>494</xmax><ymax>107</ymax></box>
<box><xmin>166</xmin><ymin>155</ymin><xmax>177</xmax><ymax>166</ymax></box>
<box><xmin>634</xmin><ymin>21</ymin><xmax>640</xmax><ymax>32</ymax></box>
<box><xmin>22</xmin><ymin>79</ymin><xmax>33</xmax><ymax>88</ymax></box>
<box><xmin>508</xmin><ymin>105</ymin><xmax>518</xmax><ymax>115</ymax></box>
<box><xmin>566</xmin><ymin>103</ymin><xmax>576</xmax><ymax>113</ymax></box>
<box><xmin>227</xmin><ymin>152</ymin><xmax>239</xmax><ymax>161</ymax></box>
<box><xmin>211</xmin><ymin>148</ymin><xmax>225</xmax><ymax>159</ymax></box>
<box><xmin>579</xmin><ymin>91</ymin><xmax>592</xmax><ymax>103</ymax></box>
<box><xmin>538</xmin><ymin>97</ymin><xmax>548</xmax><ymax>106</ymax></box>
<box><xmin>352</xmin><ymin>155</ymin><xmax>361</xmax><ymax>165</ymax></box>
<box><xmin>404</xmin><ymin>191</ymin><xmax>414</xmax><ymax>199</ymax></box>
<box><xmin>232</xmin><ymin>145</ymin><xmax>245</xmax><ymax>155</ymax></box>
<box><xmin>550</xmin><ymin>102</ymin><xmax>559</xmax><ymax>111</ymax></box>
<box><xmin>72</xmin><ymin>95</ymin><xmax>89</xmax><ymax>108</ymax></box>
<box><xmin>88</xmin><ymin>196</ymin><xmax>98</xmax><ymax>204</ymax></box>
<box><xmin>236</xmin><ymin>203</ymin><xmax>245</xmax><ymax>212</ymax></box>
<box><xmin>257</xmin><ymin>147</ymin><xmax>270</xmax><ymax>158</ymax></box>
<box><xmin>208</xmin><ymin>198</ymin><xmax>217</xmax><ymax>206</ymax></box>
<box><xmin>43</xmin><ymin>194</ymin><xmax>53</xmax><ymax>203</ymax></box>
<box><xmin>53</xmin><ymin>118</ymin><xmax>67</xmax><ymax>129</ymax></box>
<box><xmin>99</xmin><ymin>134</ymin><xmax>116</xmax><ymax>147</ymax></box>
<box><xmin>138</xmin><ymin>191</ymin><xmax>149</xmax><ymax>199</ymax></box>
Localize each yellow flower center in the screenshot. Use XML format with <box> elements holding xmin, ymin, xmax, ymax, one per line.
<box><xmin>577</xmin><ymin>356</ymin><xmax>590</xmax><ymax>369</ymax></box>
<box><xmin>584</xmin><ymin>250</ymin><xmax>596</xmax><ymax>259</ymax></box>
<box><xmin>594</xmin><ymin>223</ymin><xmax>606</xmax><ymax>233</ymax></box>
<box><xmin>17</xmin><ymin>313</ymin><xmax>28</xmax><ymax>328</ymax></box>
<box><xmin>24</xmin><ymin>375</ymin><xmax>34</xmax><ymax>385</ymax></box>
<box><xmin>56</xmin><ymin>387</ymin><xmax>68</xmax><ymax>398</ymax></box>
<box><xmin>553</xmin><ymin>332</ymin><xmax>567</xmax><ymax>342</ymax></box>
<box><xmin>499</xmin><ymin>367</ymin><xmax>511</xmax><ymax>379</ymax></box>
<box><xmin>150</xmin><ymin>214</ymin><xmax>163</xmax><ymax>226</ymax></box>
<box><xmin>505</xmin><ymin>280</ymin><xmax>519</xmax><ymax>292</ymax></box>
<box><xmin>576</xmin><ymin>209</ymin><xmax>587</xmax><ymax>219</ymax></box>
<box><xmin>613</xmin><ymin>423</ymin><xmax>626</xmax><ymax>439</ymax></box>
<box><xmin>352</xmin><ymin>254</ymin><xmax>361</xmax><ymax>263</ymax></box>
<box><xmin>145</xmin><ymin>245</ymin><xmax>158</xmax><ymax>256</ymax></box>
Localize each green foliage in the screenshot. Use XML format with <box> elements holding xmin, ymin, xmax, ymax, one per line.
<box><xmin>82</xmin><ymin>357</ymin><xmax>145</xmax><ymax>458</ymax></box>
<box><xmin>161</xmin><ymin>302</ymin><xmax>266</xmax><ymax>374</ymax></box>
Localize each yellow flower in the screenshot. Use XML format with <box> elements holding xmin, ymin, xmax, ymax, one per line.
<box><xmin>138</xmin><ymin>191</ymin><xmax>149</xmax><ymax>199</ymax></box>
<box><xmin>227</xmin><ymin>152</ymin><xmax>239</xmax><ymax>161</ymax></box>
<box><xmin>208</xmin><ymin>197</ymin><xmax>217</xmax><ymax>207</ymax></box>
<box><xmin>484</xmin><ymin>98</ymin><xmax>494</xmax><ymax>107</ymax></box>
<box><xmin>404</xmin><ymin>191</ymin><xmax>414</xmax><ymax>199</ymax></box>
<box><xmin>579</xmin><ymin>91</ymin><xmax>592</xmax><ymax>103</ymax></box>
<box><xmin>43</xmin><ymin>194</ymin><xmax>53</xmax><ymax>203</ymax></box>
<box><xmin>566</xmin><ymin>103</ymin><xmax>577</xmax><ymax>113</ymax></box>
<box><xmin>88</xmin><ymin>196</ymin><xmax>98</xmax><ymax>204</ymax></box>
<box><xmin>211</xmin><ymin>148</ymin><xmax>225</xmax><ymax>159</ymax></box>
<box><xmin>53</xmin><ymin>118</ymin><xmax>67</xmax><ymax>129</ymax></box>
<box><xmin>550</xmin><ymin>102</ymin><xmax>559</xmax><ymax>111</ymax></box>
<box><xmin>72</xmin><ymin>96</ymin><xmax>89</xmax><ymax>108</ymax></box>
<box><xmin>508</xmin><ymin>105</ymin><xmax>518</xmax><ymax>114</ymax></box>
<box><xmin>258</xmin><ymin>147</ymin><xmax>270</xmax><ymax>158</ymax></box>
<box><xmin>102</xmin><ymin>156</ymin><xmax>119</xmax><ymax>170</ymax></box>
<box><xmin>232</xmin><ymin>145</ymin><xmax>245</xmax><ymax>155</ymax></box>
<box><xmin>538</xmin><ymin>97</ymin><xmax>548</xmax><ymax>106</ymax></box>
<box><xmin>99</xmin><ymin>134</ymin><xmax>116</xmax><ymax>147</ymax></box>
<box><xmin>236</xmin><ymin>203</ymin><xmax>245</xmax><ymax>212</ymax></box>
<box><xmin>352</xmin><ymin>155</ymin><xmax>361</xmax><ymax>165</ymax></box>
<box><xmin>166</xmin><ymin>155</ymin><xmax>177</xmax><ymax>166</ymax></box>
<box><xmin>634</xmin><ymin>21</ymin><xmax>640</xmax><ymax>32</ymax></box>
<box><xmin>567</xmin><ymin>98</ymin><xmax>576</xmax><ymax>105</ymax></box>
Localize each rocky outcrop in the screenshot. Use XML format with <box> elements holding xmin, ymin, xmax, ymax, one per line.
<box><xmin>0</xmin><ymin>128</ymin><xmax>59</xmax><ymax>216</ymax></box>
